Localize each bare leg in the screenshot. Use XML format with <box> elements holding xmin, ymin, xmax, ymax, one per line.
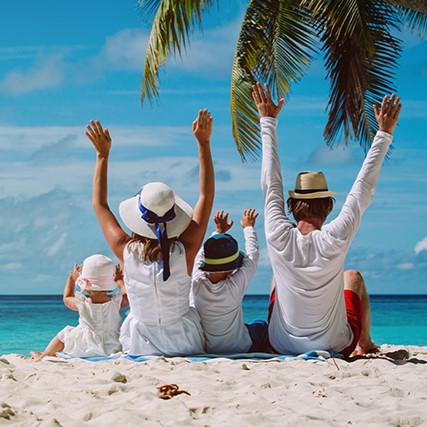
<box><xmin>30</xmin><ymin>335</ymin><xmax>64</xmax><ymax>360</ymax></box>
<box><xmin>344</xmin><ymin>270</ymin><xmax>379</xmax><ymax>356</ymax></box>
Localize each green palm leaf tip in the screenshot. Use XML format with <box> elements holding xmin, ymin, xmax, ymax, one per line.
<box><xmin>397</xmin><ymin>6</ymin><xmax>427</xmax><ymax>36</ymax></box>
<box><xmin>317</xmin><ymin>0</ymin><xmax>401</xmax><ymax>152</ymax></box>
<box><xmin>138</xmin><ymin>0</ymin><xmax>215</xmax><ymax>105</ymax></box>
<box><xmin>231</xmin><ymin>0</ymin><xmax>315</xmax><ymax>161</ymax></box>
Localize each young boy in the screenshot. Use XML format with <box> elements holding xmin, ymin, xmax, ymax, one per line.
<box><xmin>191</xmin><ymin>209</ymin><xmax>268</xmax><ymax>354</ymax></box>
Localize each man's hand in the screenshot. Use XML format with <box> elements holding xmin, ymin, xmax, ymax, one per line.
<box><xmin>85</xmin><ymin>120</ymin><xmax>112</xmax><ymax>158</ymax></box>
<box><xmin>192</xmin><ymin>109</ymin><xmax>213</xmax><ymax>146</ymax></box>
<box><xmin>240</xmin><ymin>209</ymin><xmax>259</xmax><ymax>228</ymax></box>
<box><xmin>252</xmin><ymin>83</ymin><xmax>285</xmax><ymax>118</ymax></box>
<box><xmin>374</xmin><ymin>94</ymin><xmax>402</xmax><ymax>135</ymax></box>
<box><xmin>214</xmin><ymin>210</ymin><xmax>233</xmax><ymax>233</ymax></box>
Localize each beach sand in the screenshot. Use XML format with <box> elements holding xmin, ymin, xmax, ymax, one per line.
<box><xmin>1</xmin><ymin>344</ymin><xmax>426</xmax><ymax>427</ymax></box>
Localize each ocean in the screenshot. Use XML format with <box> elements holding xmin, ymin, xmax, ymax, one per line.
<box><xmin>1</xmin><ymin>295</ymin><xmax>426</xmax><ymax>356</ymax></box>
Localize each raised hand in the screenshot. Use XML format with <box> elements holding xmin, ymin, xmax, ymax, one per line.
<box><xmin>214</xmin><ymin>210</ymin><xmax>233</xmax><ymax>233</ymax></box>
<box><xmin>69</xmin><ymin>263</ymin><xmax>82</xmax><ymax>282</ymax></box>
<box><xmin>252</xmin><ymin>82</ymin><xmax>285</xmax><ymax>118</ymax></box>
<box><xmin>85</xmin><ymin>120</ymin><xmax>112</xmax><ymax>158</ymax></box>
<box><xmin>240</xmin><ymin>208</ymin><xmax>259</xmax><ymax>228</ymax></box>
<box><xmin>114</xmin><ymin>264</ymin><xmax>124</xmax><ymax>283</ymax></box>
<box><xmin>192</xmin><ymin>109</ymin><xmax>213</xmax><ymax>146</ymax></box>
<box><xmin>374</xmin><ymin>94</ymin><xmax>402</xmax><ymax>135</ymax></box>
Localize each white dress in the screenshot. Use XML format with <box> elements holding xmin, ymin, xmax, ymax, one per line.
<box><xmin>57</xmin><ymin>292</ymin><xmax>122</xmax><ymax>357</ymax></box>
<box><xmin>120</xmin><ymin>241</ymin><xmax>205</xmax><ymax>356</ymax></box>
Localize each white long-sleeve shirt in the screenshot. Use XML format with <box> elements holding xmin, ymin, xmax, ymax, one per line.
<box><xmin>191</xmin><ymin>227</ymin><xmax>259</xmax><ymax>353</ymax></box>
<box><xmin>261</xmin><ymin>117</ymin><xmax>392</xmax><ymax>354</ymax></box>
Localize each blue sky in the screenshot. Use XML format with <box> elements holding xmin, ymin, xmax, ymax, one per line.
<box><xmin>1</xmin><ymin>0</ymin><xmax>426</xmax><ymax>295</ymax></box>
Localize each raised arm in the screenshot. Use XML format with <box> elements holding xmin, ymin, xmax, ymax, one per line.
<box><xmin>63</xmin><ymin>263</ymin><xmax>81</xmax><ymax>311</ymax></box>
<box><xmin>180</xmin><ymin>109</ymin><xmax>215</xmax><ymax>273</ymax></box>
<box><xmin>85</xmin><ymin>120</ymin><xmax>131</xmax><ymax>263</ymax></box>
<box><xmin>327</xmin><ymin>94</ymin><xmax>402</xmax><ymax>240</ymax></box>
<box><xmin>253</xmin><ymin>83</ymin><xmax>294</xmax><ymax>249</ymax></box>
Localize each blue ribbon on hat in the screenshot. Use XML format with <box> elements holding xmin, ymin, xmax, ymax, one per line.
<box><xmin>138</xmin><ymin>197</ymin><xmax>176</xmax><ymax>281</ymax></box>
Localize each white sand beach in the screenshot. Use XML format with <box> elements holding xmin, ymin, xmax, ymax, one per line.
<box><xmin>1</xmin><ymin>345</ymin><xmax>426</xmax><ymax>427</ymax></box>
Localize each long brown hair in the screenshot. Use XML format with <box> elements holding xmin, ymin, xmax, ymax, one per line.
<box><xmin>127</xmin><ymin>234</ymin><xmax>178</xmax><ymax>263</ymax></box>
<box><xmin>287</xmin><ymin>197</ymin><xmax>334</xmax><ymax>223</ymax></box>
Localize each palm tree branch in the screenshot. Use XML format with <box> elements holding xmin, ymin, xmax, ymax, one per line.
<box><xmin>139</xmin><ymin>0</ymin><xmax>215</xmax><ymax>105</ymax></box>
<box><xmin>316</xmin><ymin>0</ymin><xmax>401</xmax><ymax>151</ymax></box>
<box><xmin>394</xmin><ymin>5</ymin><xmax>427</xmax><ymax>35</ymax></box>
<box><xmin>230</xmin><ymin>0</ymin><xmax>315</xmax><ymax>161</ymax></box>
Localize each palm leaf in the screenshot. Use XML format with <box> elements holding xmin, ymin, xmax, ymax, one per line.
<box><xmin>231</xmin><ymin>0</ymin><xmax>315</xmax><ymax>161</ymax></box>
<box><xmin>315</xmin><ymin>0</ymin><xmax>401</xmax><ymax>151</ymax></box>
<box><xmin>138</xmin><ymin>0</ymin><xmax>215</xmax><ymax>105</ymax></box>
<box><xmin>396</xmin><ymin>6</ymin><xmax>427</xmax><ymax>35</ymax></box>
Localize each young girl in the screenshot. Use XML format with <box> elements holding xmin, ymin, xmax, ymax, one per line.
<box><xmin>31</xmin><ymin>254</ymin><xmax>128</xmax><ymax>359</ymax></box>
<box><xmin>85</xmin><ymin>110</ymin><xmax>214</xmax><ymax>356</ymax></box>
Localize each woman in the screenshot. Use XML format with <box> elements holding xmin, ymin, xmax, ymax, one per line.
<box><xmin>85</xmin><ymin>110</ymin><xmax>214</xmax><ymax>356</ymax></box>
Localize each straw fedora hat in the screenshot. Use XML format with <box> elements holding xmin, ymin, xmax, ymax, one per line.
<box><xmin>119</xmin><ymin>182</ymin><xmax>193</xmax><ymax>239</ymax></box>
<box><xmin>288</xmin><ymin>171</ymin><xmax>336</xmax><ymax>199</ymax></box>
<box><xmin>199</xmin><ymin>233</ymin><xmax>244</xmax><ymax>273</ymax></box>
<box><xmin>76</xmin><ymin>254</ymin><xmax>117</xmax><ymax>291</ymax></box>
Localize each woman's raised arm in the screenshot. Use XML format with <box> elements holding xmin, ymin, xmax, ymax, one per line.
<box><xmin>180</xmin><ymin>109</ymin><xmax>215</xmax><ymax>273</ymax></box>
<box><xmin>85</xmin><ymin>120</ymin><xmax>131</xmax><ymax>262</ymax></box>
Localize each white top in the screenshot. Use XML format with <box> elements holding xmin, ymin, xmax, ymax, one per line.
<box><xmin>191</xmin><ymin>227</ymin><xmax>259</xmax><ymax>353</ymax></box>
<box><xmin>260</xmin><ymin>117</ymin><xmax>392</xmax><ymax>354</ymax></box>
<box><xmin>120</xmin><ymin>241</ymin><xmax>205</xmax><ymax>356</ymax></box>
<box><xmin>57</xmin><ymin>292</ymin><xmax>122</xmax><ymax>357</ymax></box>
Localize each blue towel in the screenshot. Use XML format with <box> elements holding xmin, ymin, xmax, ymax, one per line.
<box><xmin>56</xmin><ymin>350</ymin><xmax>336</xmax><ymax>362</ymax></box>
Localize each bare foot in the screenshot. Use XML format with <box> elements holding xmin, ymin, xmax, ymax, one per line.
<box><xmin>30</xmin><ymin>351</ymin><xmax>43</xmax><ymax>360</ymax></box>
<box><xmin>350</xmin><ymin>340</ymin><xmax>380</xmax><ymax>357</ymax></box>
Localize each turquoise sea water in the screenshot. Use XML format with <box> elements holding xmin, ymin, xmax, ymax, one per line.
<box><xmin>1</xmin><ymin>295</ymin><xmax>426</xmax><ymax>356</ymax></box>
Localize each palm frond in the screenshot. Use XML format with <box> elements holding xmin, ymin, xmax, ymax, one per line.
<box><xmin>140</xmin><ymin>0</ymin><xmax>215</xmax><ymax>105</ymax></box>
<box><xmin>317</xmin><ymin>0</ymin><xmax>401</xmax><ymax>151</ymax></box>
<box><xmin>137</xmin><ymin>0</ymin><xmax>162</xmax><ymax>23</ymax></box>
<box><xmin>230</xmin><ymin>0</ymin><xmax>315</xmax><ymax>161</ymax></box>
<box><xmin>396</xmin><ymin>6</ymin><xmax>427</xmax><ymax>36</ymax></box>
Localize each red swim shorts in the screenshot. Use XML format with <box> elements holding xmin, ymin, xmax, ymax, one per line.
<box><xmin>340</xmin><ymin>289</ymin><xmax>362</xmax><ymax>358</ymax></box>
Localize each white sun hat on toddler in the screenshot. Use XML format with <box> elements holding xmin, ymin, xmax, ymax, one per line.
<box><xmin>76</xmin><ymin>254</ymin><xmax>117</xmax><ymax>292</ymax></box>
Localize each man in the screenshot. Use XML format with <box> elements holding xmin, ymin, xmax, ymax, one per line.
<box><xmin>252</xmin><ymin>82</ymin><xmax>402</xmax><ymax>357</ymax></box>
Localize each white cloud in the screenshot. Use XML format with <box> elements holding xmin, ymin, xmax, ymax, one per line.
<box><xmin>90</xmin><ymin>19</ymin><xmax>240</xmax><ymax>79</ymax></box>
<box><xmin>47</xmin><ymin>232</ymin><xmax>68</xmax><ymax>257</ymax></box>
<box><xmin>1</xmin><ymin>263</ymin><xmax>23</xmax><ymax>271</ymax></box>
<box><xmin>166</xmin><ymin>20</ymin><xmax>240</xmax><ymax>77</ymax></box>
<box><xmin>415</xmin><ymin>236</ymin><xmax>427</xmax><ymax>255</ymax></box>
<box><xmin>0</xmin><ymin>54</ymin><xmax>65</xmax><ymax>95</ymax></box>
<box><xmin>94</xmin><ymin>28</ymin><xmax>149</xmax><ymax>72</ymax></box>
<box><xmin>397</xmin><ymin>263</ymin><xmax>415</xmax><ymax>270</ymax></box>
<box><xmin>308</xmin><ymin>144</ymin><xmax>355</xmax><ymax>166</ymax></box>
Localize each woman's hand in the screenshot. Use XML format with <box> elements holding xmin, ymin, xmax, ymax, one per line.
<box><xmin>192</xmin><ymin>109</ymin><xmax>213</xmax><ymax>146</ymax></box>
<box><xmin>85</xmin><ymin>120</ymin><xmax>112</xmax><ymax>158</ymax></box>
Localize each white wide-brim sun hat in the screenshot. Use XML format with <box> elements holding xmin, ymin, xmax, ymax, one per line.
<box><xmin>119</xmin><ymin>182</ymin><xmax>193</xmax><ymax>239</ymax></box>
<box><xmin>288</xmin><ymin>171</ymin><xmax>336</xmax><ymax>200</ymax></box>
